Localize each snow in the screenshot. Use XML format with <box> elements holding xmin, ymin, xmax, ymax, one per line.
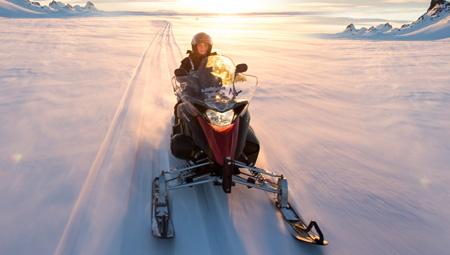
<box><xmin>1</xmin><ymin>13</ymin><xmax>450</xmax><ymax>255</ymax></box>
<box><xmin>0</xmin><ymin>0</ymin><xmax>99</xmax><ymax>17</ymax></box>
<box><xmin>333</xmin><ymin>1</ymin><xmax>450</xmax><ymax>40</ymax></box>
<box><xmin>400</xmin><ymin>15</ymin><xmax>450</xmax><ymax>40</ymax></box>
<box><xmin>0</xmin><ymin>17</ymin><xmax>169</xmax><ymax>254</ymax></box>
<box><xmin>0</xmin><ymin>0</ymin><xmax>41</xmax><ymax>16</ymax></box>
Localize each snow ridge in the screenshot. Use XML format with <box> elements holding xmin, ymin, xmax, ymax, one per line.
<box><xmin>0</xmin><ymin>0</ymin><xmax>99</xmax><ymax>17</ymax></box>
<box><xmin>336</xmin><ymin>0</ymin><xmax>450</xmax><ymax>40</ymax></box>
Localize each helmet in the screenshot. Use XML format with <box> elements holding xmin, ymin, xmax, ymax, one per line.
<box><xmin>191</xmin><ymin>32</ymin><xmax>212</xmax><ymax>54</ymax></box>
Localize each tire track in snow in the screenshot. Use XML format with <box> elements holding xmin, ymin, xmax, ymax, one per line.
<box><xmin>167</xmin><ymin>24</ymin><xmax>183</xmax><ymax>62</ymax></box>
<box><xmin>54</xmin><ymin>22</ymin><xmax>170</xmax><ymax>255</ymax></box>
<box><xmin>119</xmin><ymin>21</ymin><xmax>182</xmax><ymax>255</ymax></box>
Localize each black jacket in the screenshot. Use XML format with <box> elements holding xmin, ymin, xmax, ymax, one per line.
<box><xmin>179</xmin><ymin>51</ymin><xmax>217</xmax><ymax>72</ymax></box>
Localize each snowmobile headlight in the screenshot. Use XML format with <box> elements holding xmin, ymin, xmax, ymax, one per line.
<box><xmin>205</xmin><ymin>109</ymin><xmax>234</xmax><ymax>127</ymax></box>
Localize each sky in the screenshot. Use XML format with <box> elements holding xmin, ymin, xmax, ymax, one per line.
<box><xmin>45</xmin><ymin>0</ymin><xmax>432</xmax><ymax>21</ymax></box>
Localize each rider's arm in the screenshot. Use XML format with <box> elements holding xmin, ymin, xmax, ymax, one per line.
<box><xmin>179</xmin><ymin>57</ymin><xmax>192</xmax><ymax>74</ymax></box>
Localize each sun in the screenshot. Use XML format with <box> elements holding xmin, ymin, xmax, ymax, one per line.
<box><xmin>179</xmin><ymin>0</ymin><xmax>269</xmax><ymax>14</ymax></box>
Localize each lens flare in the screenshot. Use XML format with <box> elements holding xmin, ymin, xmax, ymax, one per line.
<box><xmin>12</xmin><ymin>153</ymin><xmax>23</xmax><ymax>163</ymax></box>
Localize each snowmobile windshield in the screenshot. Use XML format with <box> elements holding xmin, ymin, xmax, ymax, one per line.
<box><xmin>172</xmin><ymin>55</ymin><xmax>258</xmax><ymax>111</ymax></box>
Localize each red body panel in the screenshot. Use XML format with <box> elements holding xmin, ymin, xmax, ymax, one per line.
<box><xmin>196</xmin><ymin>116</ymin><xmax>240</xmax><ymax>166</ymax></box>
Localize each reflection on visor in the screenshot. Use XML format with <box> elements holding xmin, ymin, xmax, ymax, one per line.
<box><xmin>206</xmin><ymin>55</ymin><xmax>236</xmax><ymax>86</ymax></box>
<box><xmin>172</xmin><ymin>55</ymin><xmax>258</xmax><ymax>112</ymax></box>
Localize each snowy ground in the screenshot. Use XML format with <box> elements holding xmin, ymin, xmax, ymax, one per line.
<box><xmin>1</xmin><ymin>15</ymin><xmax>450</xmax><ymax>255</ymax></box>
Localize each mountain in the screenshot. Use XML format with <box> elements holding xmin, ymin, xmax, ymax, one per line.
<box><xmin>336</xmin><ymin>0</ymin><xmax>450</xmax><ymax>40</ymax></box>
<box><xmin>0</xmin><ymin>0</ymin><xmax>99</xmax><ymax>17</ymax></box>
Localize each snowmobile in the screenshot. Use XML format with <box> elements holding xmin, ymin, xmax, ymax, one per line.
<box><xmin>151</xmin><ymin>55</ymin><xmax>327</xmax><ymax>245</ymax></box>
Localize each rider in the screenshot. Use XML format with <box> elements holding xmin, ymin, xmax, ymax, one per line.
<box><xmin>173</xmin><ymin>32</ymin><xmax>216</xmax><ymax>123</ymax></box>
<box><xmin>179</xmin><ymin>32</ymin><xmax>216</xmax><ymax>73</ymax></box>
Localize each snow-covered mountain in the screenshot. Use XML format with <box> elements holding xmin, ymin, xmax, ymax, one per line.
<box><xmin>336</xmin><ymin>0</ymin><xmax>450</xmax><ymax>40</ymax></box>
<box><xmin>0</xmin><ymin>0</ymin><xmax>99</xmax><ymax>17</ymax></box>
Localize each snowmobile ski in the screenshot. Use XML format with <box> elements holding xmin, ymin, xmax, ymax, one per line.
<box><xmin>275</xmin><ymin>177</ymin><xmax>328</xmax><ymax>245</ymax></box>
<box><xmin>278</xmin><ymin>203</ymin><xmax>328</xmax><ymax>245</ymax></box>
<box><xmin>151</xmin><ymin>174</ymin><xmax>174</xmax><ymax>239</ymax></box>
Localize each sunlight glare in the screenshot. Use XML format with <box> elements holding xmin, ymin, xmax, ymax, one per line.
<box><xmin>179</xmin><ymin>0</ymin><xmax>269</xmax><ymax>13</ymax></box>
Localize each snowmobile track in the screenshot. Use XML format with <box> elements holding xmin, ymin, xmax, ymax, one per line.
<box><xmin>54</xmin><ymin>22</ymin><xmax>171</xmax><ymax>255</ymax></box>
